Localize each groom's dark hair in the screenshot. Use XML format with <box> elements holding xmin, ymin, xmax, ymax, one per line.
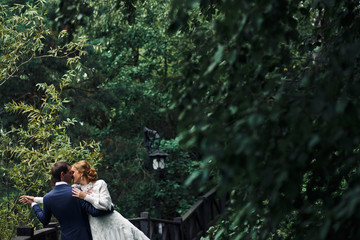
<box><xmin>52</xmin><ymin>162</ymin><xmax>70</xmax><ymax>182</ymax></box>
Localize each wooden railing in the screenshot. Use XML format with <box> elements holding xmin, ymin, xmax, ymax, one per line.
<box><xmin>13</xmin><ymin>223</ymin><xmax>59</xmax><ymax>240</ymax></box>
<box><xmin>128</xmin><ymin>186</ymin><xmax>229</xmax><ymax>240</ymax></box>
<box><xmin>13</xmin><ymin>186</ymin><xmax>228</xmax><ymax>240</ymax></box>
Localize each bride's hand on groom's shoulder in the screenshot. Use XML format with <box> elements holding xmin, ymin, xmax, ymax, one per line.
<box><xmin>19</xmin><ymin>195</ymin><xmax>34</xmax><ymax>205</ymax></box>
<box><xmin>72</xmin><ymin>187</ymin><xmax>86</xmax><ymax>200</ymax></box>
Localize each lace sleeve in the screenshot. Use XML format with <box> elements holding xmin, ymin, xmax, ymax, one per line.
<box><xmin>34</xmin><ymin>197</ymin><xmax>43</xmax><ymax>204</ymax></box>
<box><xmin>84</xmin><ymin>180</ymin><xmax>113</xmax><ymax>211</ymax></box>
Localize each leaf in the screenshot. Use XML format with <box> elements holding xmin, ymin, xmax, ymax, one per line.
<box><xmin>204</xmin><ymin>44</ymin><xmax>224</xmax><ymax>75</ymax></box>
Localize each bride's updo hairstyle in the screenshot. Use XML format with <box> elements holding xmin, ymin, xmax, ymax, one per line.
<box><xmin>73</xmin><ymin>160</ymin><xmax>98</xmax><ymax>182</ymax></box>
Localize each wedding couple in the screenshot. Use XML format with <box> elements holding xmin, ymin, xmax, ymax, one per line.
<box><xmin>20</xmin><ymin>161</ymin><xmax>150</xmax><ymax>240</ymax></box>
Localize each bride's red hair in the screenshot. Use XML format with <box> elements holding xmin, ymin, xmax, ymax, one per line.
<box><xmin>73</xmin><ymin>160</ymin><xmax>98</xmax><ymax>182</ymax></box>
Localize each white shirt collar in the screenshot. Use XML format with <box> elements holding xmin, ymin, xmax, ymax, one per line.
<box><xmin>55</xmin><ymin>181</ymin><xmax>69</xmax><ymax>186</ymax></box>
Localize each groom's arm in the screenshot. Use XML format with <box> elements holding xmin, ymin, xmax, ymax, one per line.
<box><xmin>79</xmin><ymin>199</ymin><xmax>114</xmax><ymax>217</ymax></box>
<box><xmin>32</xmin><ymin>203</ymin><xmax>52</xmax><ymax>226</ymax></box>
<box><xmin>20</xmin><ymin>196</ymin><xmax>51</xmax><ymax>226</ymax></box>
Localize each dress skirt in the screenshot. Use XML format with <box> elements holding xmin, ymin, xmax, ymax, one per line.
<box><xmin>89</xmin><ymin>210</ymin><xmax>150</xmax><ymax>240</ymax></box>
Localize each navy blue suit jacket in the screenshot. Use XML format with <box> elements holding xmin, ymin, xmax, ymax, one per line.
<box><xmin>33</xmin><ymin>184</ymin><xmax>112</xmax><ymax>240</ymax></box>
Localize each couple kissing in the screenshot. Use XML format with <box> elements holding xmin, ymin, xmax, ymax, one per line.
<box><xmin>20</xmin><ymin>161</ymin><xmax>149</xmax><ymax>240</ymax></box>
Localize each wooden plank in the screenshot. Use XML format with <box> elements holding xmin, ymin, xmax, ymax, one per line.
<box><xmin>12</xmin><ymin>237</ymin><xmax>31</xmax><ymax>240</ymax></box>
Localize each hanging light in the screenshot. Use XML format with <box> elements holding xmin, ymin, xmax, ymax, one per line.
<box><xmin>149</xmin><ymin>150</ymin><xmax>168</xmax><ymax>171</ymax></box>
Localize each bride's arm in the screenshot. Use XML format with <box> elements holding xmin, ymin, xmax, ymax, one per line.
<box><xmin>85</xmin><ymin>180</ymin><xmax>113</xmax><ymax>210</ymax></box>
<box><xmin>19</xmin><ymin>196</ymin><xmax>44</xmax><ymax>204</ymax></box>
<box><xmin>34</xmin><ymin>197</ymin><xmax>43</xmax><ymax>203</ymax></box>
<box><xmin>72</xmin><ymin>180</ymin><xmax>113</xmax><ymax>211</ymax></box>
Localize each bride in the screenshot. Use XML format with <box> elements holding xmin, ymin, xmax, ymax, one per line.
<box><xmin>23</xmin><ymin>160</ymin><xmax>150</xmax><ymax>240</ymax></box>
<box><xmin>71</xmin><ymin>160</ymin><xmax>150</xmax><ymax>240</ymax></box>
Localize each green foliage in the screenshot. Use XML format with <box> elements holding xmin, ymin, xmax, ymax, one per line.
<box><xmin>0</xmin><ymin>1</ymin><xmax>49</xmax><ymax>85</ymax></box>
<box><xmin>0</xmin><ymin>0</ymin><xmax>202</xmax><ymax>238</ymax></box>
<box><xmin>98</xmin><ymin>138</ymin><xmax>198</xmax><ymax>219</ymax></box>
<box><xmin>0</xmin><ymin>76</ymin><xmax>102</xmax><ymax>239</ymax></box>
<box><xmin>0</xmin><ymin>0</ymin><xmax>87</xmax><ymax>87</ymax></box>
<box><xmin>168</xmin><ymin>0</ymin><xmax>360</xmax><ymax>239</ymax></box>
<box><xmin>0</xmin><ymin>2</ymin><xmax>102</xmax><ymax>238</ymax></box>
<box><xmin>153</xmin><ymin>139</ymin><xmax>198</xmax><ymax>217</ymax></box>
<box><xmin>53</xmin><ymin>0</ymin><xmax>200</xmax><ymax>220</ymax></box>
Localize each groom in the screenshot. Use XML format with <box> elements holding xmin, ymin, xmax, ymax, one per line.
<box><xmin>20</xmin><ymin>162</ymin><xmax>113</xmax><ymax>240</ymax></box>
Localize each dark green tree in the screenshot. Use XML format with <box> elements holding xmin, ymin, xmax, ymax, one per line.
<box><xmin>168</xmin><ymin>0</ymin><xmax>360</xmax><ymax>239</ymax></box>
<box><xmin>45</xmin><ymin>0</ymin><xmax>200</xmax><ymax>219</ymax></box>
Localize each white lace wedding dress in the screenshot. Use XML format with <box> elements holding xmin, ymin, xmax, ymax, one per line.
<box><xmin>81</xmin><ymin>180</ymin><xmax>150</xmax><ymax>240</ymax></box>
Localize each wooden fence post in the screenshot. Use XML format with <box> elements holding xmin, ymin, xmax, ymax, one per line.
<box><xmin>14</xmin><ymin>225</ymin><xmax>34</xmax><ymax>240</ymax></box>
<box><xmin>140</xmin><ymin>212</ymin><xmax>151</xmax><ymax>238</ymax></box>
<box><xmin>198</xmin><ymin>196</ymin><xmax>207</xmax><ymax>233</ymax></box>
<box><xmin>173</xmin><ymin>217</ymin><xmax>183</xmax><ymax>240</ymax></box>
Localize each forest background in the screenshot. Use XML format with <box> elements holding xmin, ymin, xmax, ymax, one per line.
<box><xmin>1</xmin><ymin>0</ymin><xmax>360</xmax><ymax>240</ymax></box>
